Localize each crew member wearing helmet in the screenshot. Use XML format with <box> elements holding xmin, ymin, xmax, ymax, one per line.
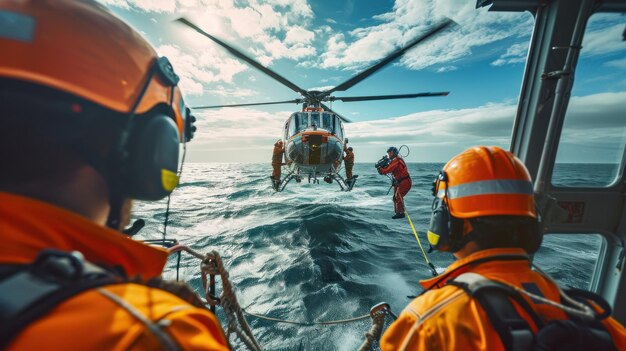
<box><xmin>0</xmin><ymin>1</ymin><xmax>227</xmax><ymax>349</ymax></box>
<box><xmin>380</xmin><ymin>146</ymin><xmax>626</xmax><ymax>350</ymax></box>
<box><xmin>378</xmin><ymin>146</ymin><xmax>411</xmax><ymax>219</ymax></box>
<box><xmin>343</xmin><ymin>143</ymin><xmax>355</xmax><ymax>181</ymax></box>
<box><xmin>272</xmin><ymin>140</ymin><xmax>286</xmax><ymax>180</ymax></box>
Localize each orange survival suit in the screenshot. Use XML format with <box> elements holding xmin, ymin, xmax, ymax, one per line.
<box><xmin>379</xmin><ymin>156</ymin><xmax>411</xmax><ymax>215</ymax></box>
<box><xmin>0</xmin><ymin>192</ymin><xmax>229</xmax><ymax>350</ymax></box>
<box><xmin>343</xmin><ymin>146</ymin><xmax>355</xmax><ymax>180</ymax></box>
<box><xmin>380</xmin><ymin>247</ymin><xmax>626</xmax><ymax>350</ymax></box>
<box><xmin>272</xmin><ymin>141</ymin><xmax>285</xmax><ymax>179</ymax></box>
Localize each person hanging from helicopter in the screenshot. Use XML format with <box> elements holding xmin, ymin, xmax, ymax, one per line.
<box><xmin>377</xmin><ymin>146</ymin><xmax>412</xmax><ymax>219</ymax></box>
<box><xmin>343</xmin><ymin>139</ymin><xmax>355</xmax><ymax>183</ymax></box>
<box><xmin>271</xmin><ymin>140</ymin><xmax>286</xmax><ymax>188</ymax></box>
<box><xmin>380</xmin><ymin>146</ymin><xmax>626</xmax><ymax>351</ymax></box>
<box><xmin>0</xmin><ymin>1</ymin><xmax>228</xmax><ymax>349</ymax></box>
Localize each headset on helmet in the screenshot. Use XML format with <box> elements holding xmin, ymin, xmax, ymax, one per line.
<box><xmin>427</xmin><ymin>146</ymin><xmax>539</xmax><ymax>253</ymax></box>
<box><xmin>0</xmin><ymin>0</ymin><xmax>196</xmax><ymax>228</ymax></box>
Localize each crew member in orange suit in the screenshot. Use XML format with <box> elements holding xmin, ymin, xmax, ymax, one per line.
<box><xmin>343</xmin><ymin>145</ymin><xmax>355</xmax><ymax>181</ymax></box>
<box><xmin>272</xmin><ymin>140</ymin><xmax>285</xmax><ymax>180</ymax></box>
<box><xmin>380</xmin><ymin>146</ymin><xmax>626</xmax><ymax>350</ymax></box>
<box><xmin>378</xmin><ymin>146</ymin><xmax>411</xmax><ymax>219</ymax></box>
<box><xmin>0</xmin><ymin>1</ymin><xmax>228</xmax><ymax>349</ymax></box>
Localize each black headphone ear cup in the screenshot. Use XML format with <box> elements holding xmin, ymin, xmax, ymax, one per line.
<box><xmin>126</xmin><ymin>115</ymin><xmax>180</xmax><ymax>200</ymax></box>
<box><xmin>428</xmin><ymin>198</ymin><xmax>452</xmax><ymax>251</ymax></box>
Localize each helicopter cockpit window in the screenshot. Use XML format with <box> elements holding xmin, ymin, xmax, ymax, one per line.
<box><xmin>322</xmin><ymin>113</ymin><xmax>333</xmax><ymax>132</ymax></box>
<box><xmin>310</xmin><ymin>113</ymin><xmax>320</xmax><ymax>130</ymax></box>
<box><xmin>335</xmin><ymin>116</ymin><xmax>343</xmax><ymax>139</ymax></box>
<box><xmin>288</xmin><ymin>114</ymin><xmax>297</xmax><ymax>136</ymax></box>
<box><xmin>295</xmin><ymin>112</ymin><xmax>309</xmax><ymax>132</ymax></box>
<box><xmin>551</xmin><ymin>13</ymin><xmax>626</xmax><ymax>188</ymax></box>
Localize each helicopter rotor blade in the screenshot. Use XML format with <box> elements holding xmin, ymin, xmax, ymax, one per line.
<box><xmin>331</xmin><ymin>92</ymin><xmax>449</xmax><ymax>103</ymax></box>
<box><xmin>320</xmin><ymin>103</ymin><xmax>352</xmax><ymax>123</ymax></box>
<box><xmin>176</xmin><ymin>18</ymin><xmax>311</xmax><ymax>98</ymax></box>
<box><xmin>322</xmin><ymin>19</ymin><xmax>454</xmax><ymax>97</ymax></box>
<box><xmin>192</xmin><ymin>99</ymin><xmax>302</xmax><ymax>109</ymax></box>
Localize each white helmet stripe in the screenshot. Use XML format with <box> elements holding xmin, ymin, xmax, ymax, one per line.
<box><xmin>437</xmin><ymin>179</ymin><xmax>533</xmax><ymax>199</ymax></box>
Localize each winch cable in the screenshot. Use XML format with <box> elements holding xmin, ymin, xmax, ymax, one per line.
<box><xmin>168</xmin><ymin>244</ymin><xmax>397</xmax><ymax>351</ymax></box>
<box><xmin>405</xmin><ymin>211</ymin><xmax>439</xmax><ymax>277</ymax></box>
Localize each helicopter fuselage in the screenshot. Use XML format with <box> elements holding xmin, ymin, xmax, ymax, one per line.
<box><xmin>283</xmin><ymin>110</ymin><xmax>345</xmax><ymax>177</ymax></box>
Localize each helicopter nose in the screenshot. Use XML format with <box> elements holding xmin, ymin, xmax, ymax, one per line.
<box><xmin>288</xmin><ymin>132</ymin><xmax>341</xmax><ymax>166</ymax></box>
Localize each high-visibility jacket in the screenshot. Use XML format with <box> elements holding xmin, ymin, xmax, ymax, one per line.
<box><xmin>0</xmin><ymin>192</ymin><xmax>229</xmax><ymax>350</ymax></box>
<box><xmin>380</xmin><ymin>247</ymin><xmax>626</xmax><ymax>351</ymax></box>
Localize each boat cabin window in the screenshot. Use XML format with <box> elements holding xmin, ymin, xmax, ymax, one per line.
<box><xmin>551</xmin><ymin>13</ymin><xmax>626</xmax><ymax>188</ymax></box>
<box><xmin>310</xmin><ymin>113</ymin><xmax>320</xmax><ymax>129</ymax></box>
<box><xmin>533</xmin><ymin>233</ymin><xmax>604</xmax><ymax>291</ymax></box>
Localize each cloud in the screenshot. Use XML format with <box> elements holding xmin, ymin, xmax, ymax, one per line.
<box><xmin>184</xmin><ymin>90</ymin><xmax>625</xmax><ymax>163</ymax></box>
<box><xmin>560</xmin><ymin>92</ymin><xmax>626</xmax><ymax>129</ymax></box>
<box><xmin>582</xmin><ymin>22</ymin><xmax>626</xmax><ymax>57</ymax></box>
<box><xmin>285</xmin><ymin>26</ymin><xmax>315</xmax><ymax>45</ymax></box>
<box><xmin>157</xmin><ymin>45</ymin><xmax>248</xmax><ymax>96</ymax></box>
<box><xmin>102</xmin><ymin>0</ymin><xmax>318</xmax><ymax>68</ymax></box>
<box><xmin>191</xmin><ymin>107</ymin><xmax>291</xmax><ymax>147</ymax></box>
<box><xmin>491</xmin><ymin>42</ymin><xmax>528</xmax><ymax>66</ymax></box>
<box><xmin>99</xmin><ymin>0</ymin><xmax>175</xmax><ymax>12</ymax></box>
<box><xmin>606</xmin><ymin>58</ymin><xmax>626</xmax><ymax>69</ymax></box>
<box><xmin>436</xmin><ymin>66</ymin><xmax>458</xmax><ymax>72</ymax></box>
<box><xmin>319</xmin><ymin>0</ymin><xmax>533</xmax><ymax>71</ymax></box>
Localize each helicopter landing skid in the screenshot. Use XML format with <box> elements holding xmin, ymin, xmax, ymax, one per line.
<box><xmin>331</xmin><ymin>173</ymin><xmax>358</xmax><ymax>192</ymax></box>
<box><xmin>271</xmin><ymin>170</ymin><xmax>296</xmax><ymax>192</ymax></box>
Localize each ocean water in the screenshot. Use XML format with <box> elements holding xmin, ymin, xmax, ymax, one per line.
<box><xmin>134</xmin><ymin>162</ymin><xmax>611</xmax><ymax>350</ymax></box>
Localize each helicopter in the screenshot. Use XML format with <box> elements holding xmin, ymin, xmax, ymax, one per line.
<box><xmin>178</xmin><ymin>18</ymin><xmax>454</xmax><ymax>192</ymax></box>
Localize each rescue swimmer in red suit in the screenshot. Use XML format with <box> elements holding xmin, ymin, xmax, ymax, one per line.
<box><xmin>378</xmin><ymin>146</ymin><xmax>411</xmax><ymax>219</ymax></box>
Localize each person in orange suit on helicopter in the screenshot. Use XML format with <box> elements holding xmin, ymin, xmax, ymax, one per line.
<box><xmin>343</xmin><ymin>139</ymin><xmax>355</xmax><ymax>181</ymax></box>
<box><xmin>378</xmin><ymin>146</ymin><xmax>411</xmax><ymax>219</ymax></box>
<box><xmin>271</xmin><ymin>140</ymin><xmax>286</xmax><ymax>180</ymax></box>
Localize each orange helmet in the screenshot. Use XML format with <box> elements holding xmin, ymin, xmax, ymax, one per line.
<box><xmin>428</xmin><ymin>146</ymin><xmax>536</xmax><ymax>252</ymax></box>
<box><xmin>0</xmin><ymin>0</ymin><xmax>186</xmax><ymax>135</ymax></box>
<box><xmin>0</xmin><ymin>0</ymin><xmax>195</xmax><ymax>228</ymax></box>
<box><xmin>437</xmin><ymin>146</ymin><xmax>536</xmax><ymax>219</ymax></box>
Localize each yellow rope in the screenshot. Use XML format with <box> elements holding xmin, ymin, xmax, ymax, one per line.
<box><xmin>405</xmin><ymin>211</ymin><xmax>439</xmax><ymax>277</ymax></box>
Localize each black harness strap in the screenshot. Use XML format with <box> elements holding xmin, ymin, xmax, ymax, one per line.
<box><xmin>0</xmin><ymin>250</ymin><xmax>120</xmax><ymax>349</ymax></box>
<box><xmin>450</xmin><ymin>273</ymin><xmax>539</xmax><ymax>351</ymax></box>
<box><xmin>450</xmin><ymin>273</ymin><xmax>619</xmax><ymax>351</ymax></box>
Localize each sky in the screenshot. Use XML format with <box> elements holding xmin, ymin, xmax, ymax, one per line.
<box><xmin>99</xmin><ymin>0</ymin><xmax>626</xmax><ymax>163</ymax></box>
